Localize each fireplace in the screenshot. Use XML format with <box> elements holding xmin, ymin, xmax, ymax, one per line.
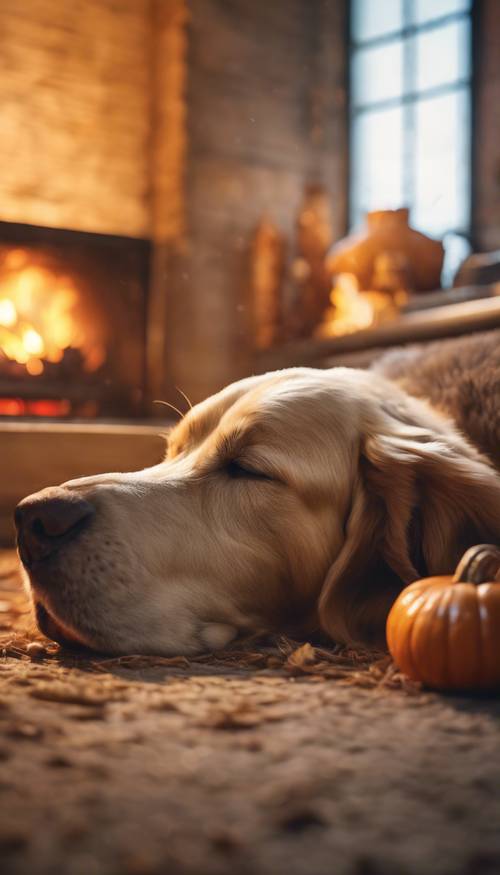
<box><xmin>0</xmin><ymin>222</ymin><xmax>149</xmax><ymax>419</ymax></box>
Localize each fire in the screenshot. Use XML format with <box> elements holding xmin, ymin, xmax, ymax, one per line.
<box><xmin>0</xmin><ymin>298</ymin><xmax>16</xmax><ymax>327</ymax></box>
<box><xmin>0</xmin><ymin>248</ymin><xmax>103</xmax><ymax>376</ymax></box>
<box><xmin>23</xmin><ymin>327</ymin><xmax>44</xmax><ymax>356</ymax></box>
<box><xmin>317</xmin><ymin>273</ymin><xmax>404</xmax><ymax>338</ymax></box>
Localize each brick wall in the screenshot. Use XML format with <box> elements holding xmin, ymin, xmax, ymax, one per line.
<box><xmin>0</xmin><ymin>0</ymin><xmax>152</xmax><ymax>238</ymax></box>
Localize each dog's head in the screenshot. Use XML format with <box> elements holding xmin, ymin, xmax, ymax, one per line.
<box><xmin>16</xmin><ymin>367</ymin><xmax>500</xmax><ymax>654</ymax></box>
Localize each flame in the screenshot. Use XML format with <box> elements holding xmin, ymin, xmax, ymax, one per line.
<box><xmin>0</xmin><ymin>252</ymin><xmax>103</xmax><ymax>375</ymax></box>
<box><xmin>317</xmin><ymin>273</ymin><xmax>403</xmax><ymax>338</ymax></box>
<box><xmin>0</xmin><ymin>298</ymin><xmax>16</xmax><ymax>327</ymax></box>
<box><xmin>23</xmin><ymin>327</ymin><xmax>44</xmax><ymax>356</ymax></box>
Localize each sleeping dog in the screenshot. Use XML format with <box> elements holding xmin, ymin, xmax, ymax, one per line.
<box><xmin>16</xmin><ymin>330</ymin><xmax>500</xmax><ymax>654</ymax></box>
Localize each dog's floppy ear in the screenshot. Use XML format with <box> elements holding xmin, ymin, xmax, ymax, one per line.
<box><xmin>318</xmin><ymin>401</ymin><xmax>500</xmax><ymax>648</ymax></box>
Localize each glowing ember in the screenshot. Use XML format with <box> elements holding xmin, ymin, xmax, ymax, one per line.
<box><xmin>0</xmin><ymin>248</ymin><xmax>104</xmax><ymax>376</ymax></box>
<box><xmin>317</xmin><ymin>273</ymin><xmax>404</xmax><ymax>338</ymax></box>
<box><xmin>0</xmin><ymin>398</ymin><xmax>70</xmax><ymax>416</ymax></box>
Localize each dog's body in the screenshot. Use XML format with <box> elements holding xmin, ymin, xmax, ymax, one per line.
<box><xmin>16</xmin><ymin>330</ymin><xmax>500</xmax><ymax>655</ymax></box>
<box><xmin>374</xmin><ymin>329</ymin><xmax>500</xmax><ymax>469</ymax></box>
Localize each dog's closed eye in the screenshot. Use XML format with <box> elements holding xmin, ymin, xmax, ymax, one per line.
<box><xmin>225</xmin><ymin>460</ymin><xmax>274</xmax><ymax>481</ymax></box>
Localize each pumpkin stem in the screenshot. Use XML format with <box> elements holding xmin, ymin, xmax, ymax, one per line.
<box><xmin>453</xmin><ymin>544</ymin><xmax>500</xmax><ymax>585</ymax></box>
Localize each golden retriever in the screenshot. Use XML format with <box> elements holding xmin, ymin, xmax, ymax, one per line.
<box><xmin>16</xmin><ymin>332</ymin><xmax>500</xmax><ymax>654</ymax></box>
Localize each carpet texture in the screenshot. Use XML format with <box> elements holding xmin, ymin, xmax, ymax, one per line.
<box><xmin>1</xmin><ymin>552</ymin><xmax>500</xmax><ymax>875</ymax></box>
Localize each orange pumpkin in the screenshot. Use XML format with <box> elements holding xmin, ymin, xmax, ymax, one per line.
<box><xmin>386</xmin><ymin>544</ymin><xmax>500</xmax><ymax>691</ymax></box>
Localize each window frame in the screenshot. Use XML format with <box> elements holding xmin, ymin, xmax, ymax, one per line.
<box><xmin>347</xmin><ymin>0</ymin><xmax>475</xmax><ymax>241</ymax></box>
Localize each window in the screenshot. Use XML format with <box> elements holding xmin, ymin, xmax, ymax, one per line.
<box><xmin>349</xmin><ymin>0</ymin><xmax>473</xmax><ymax>280</ymax></box>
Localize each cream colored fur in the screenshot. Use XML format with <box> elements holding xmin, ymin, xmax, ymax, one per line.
<box><xmin>24</xmin><ymin>366</ymin><xmax>500</xmax><ymax>654</ymax></box>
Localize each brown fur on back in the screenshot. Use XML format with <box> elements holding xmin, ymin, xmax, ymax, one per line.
<box><xmin>373</xmin><ymin>329</ymin><xmax>500</xmax><ymax>470</ymax></box>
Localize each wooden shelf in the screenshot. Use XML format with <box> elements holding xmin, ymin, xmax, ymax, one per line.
<box><xmin>257</xmin><ymin>295</ymin><xmax>500</xmax><ymax>371</ymax></box>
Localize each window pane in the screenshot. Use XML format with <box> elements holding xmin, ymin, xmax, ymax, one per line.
<box><xmin>351</xmin><ymin>41</ymin><xmax>404</xmax><ymax>106</ymax></box>
<box><xmin>413</xmin><ymin>89</ymin><xmax>470</xmax><ymax>237</ymax></box>
<box><xmin>352</xmin><ymin>0</ymin><xmax>403</xmax><ymax>43</ymax></box>
<box><xmin>350</xmin><ymin>106</ymin><xmax>404</xmax><ymax>228</ymax></box>
<box><xmin>412</xmin><ymin>0</ymin><xmax>471</xmax><ymax>25</ymax></box>
<box><xmin>413</xmin><ymin>19</ymin><xmax>471</xmax><ymax>93</ymax></box>
<box><xmin>442</xmin><ymin>233</ymin><xmax>471</xmax><ymax>287</ymax></box>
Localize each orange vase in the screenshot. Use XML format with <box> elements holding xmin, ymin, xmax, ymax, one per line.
<box><xmin>326</xmin><ymin>208</ymin><xmax>444</xmax><ymax>293</ymax></box>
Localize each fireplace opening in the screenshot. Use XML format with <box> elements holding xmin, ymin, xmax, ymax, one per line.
<box><xmin>0</xmin><ymin>223</ymin><xmax>149</xmax><ymax>419</ymax></box>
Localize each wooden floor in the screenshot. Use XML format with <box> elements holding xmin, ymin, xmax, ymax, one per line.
<box><xmin>2</xmin><ymin>551</ymin><xmax>500</xmax><ymax>875</ymax></box>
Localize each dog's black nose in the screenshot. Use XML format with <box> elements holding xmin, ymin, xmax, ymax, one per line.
<box><xmin>15</xmin><ymin>488</ymin><xmax>95</xmax><ymax>565</ymax></box>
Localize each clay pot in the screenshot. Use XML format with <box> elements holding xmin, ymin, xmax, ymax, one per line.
<box><xmin>326</xmin><ymin>208</ymin><xmax>444</xmax><ymax>293</ymax></box>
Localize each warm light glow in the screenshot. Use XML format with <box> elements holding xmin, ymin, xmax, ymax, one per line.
<box><xmin>0</xmin><ymin>251</ymin><xmax>103</xmax><ymax>377</ymax></box>
<box><xmin>23</xmin><ymin>328</ymin><xmax>44</xmax><ymax>356</ymax></box>
<box><xmin>317</xmin><ymin>273</ymin><xmax>403</xmax><ymax>338</ymax></box>
<box><xmin>25</xmin><ymin>358</ymin><xmax>44</xmax><ymax>376</ymax></box>
<box><xmin>0</xmin><ymin>397</ymin><xmax>70</xmax><ymax>416</ymax></box>
<box><xmin>0</xmin><ymin>298</ymin><xmax>16</xmax><ymax>327</ymax></box>
<box><xmin>4</xmin><ymin>248</ymin><xmax>28</xmax><ymax>271</ymax></box>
